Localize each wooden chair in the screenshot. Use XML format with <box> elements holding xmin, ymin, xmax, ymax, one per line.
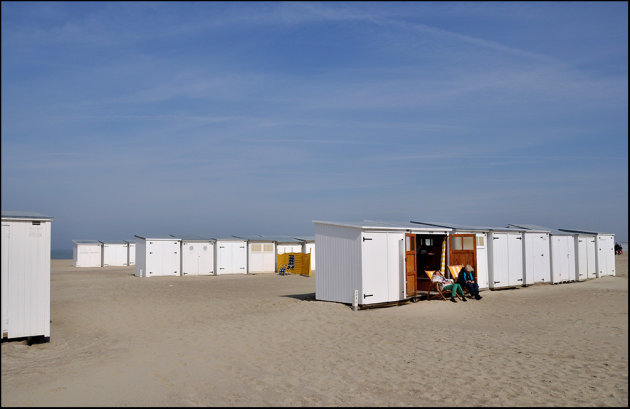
<box><xmin>447</xmin><ymin>265</ymin><xmax>464</xmax><ymax>281</ymax></box>
<box><xmin>425</xmin><ymin>270</ymin><xmax>454</xmax><ymax>301</ymax></box>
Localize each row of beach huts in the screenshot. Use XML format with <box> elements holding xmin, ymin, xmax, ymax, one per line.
<box><xmin>0</xmin><ymin>211</ymin><xmax>620</xmax><ymax>343</ymax></box>
<box><xmin>313</xmin><ymin>220</ymin><xmax>617</xmax><ymax>307</ymax></box>
<box><xmin>73</xmin><ymin>234</ymin><xmax>316</xmax><ymax>276</ymax></box>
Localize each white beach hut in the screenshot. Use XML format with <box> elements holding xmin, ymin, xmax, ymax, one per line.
<box><xmin>233</xmin><ymin>235</ymin><xmax>276</xmax><ymax>274</ymax></box>
<box><xmin>100</xmin><ymin>241</ymin><xmax>129</xmax><ymax>267</ymax></box>
<box><xmin>504</xmin><ymin>224</ymin><xmax>552</xmax><ymax>285</ymax></box>
<box><xmin>293</xmin><ymin>236</ymin><xmax>316</xmax><ymax>271</ymax></box>
<box><xmin>124</xmin><ymin>240</ymin><xmax>136</xmax><ymax>266</ymax></box>
<box><xmin>1</xmin><ymin>211</ymin><xmax>53</xmax><ymax>343</ymax></box>
<box><xmin>134</xmin><ymin>235</ymin><xmax>181</xmax><ymax>277</ymax></box>
<box><xmin>410</xmin><ymin>221</ymin><xmax>490</xmax><ymax>290</ymax></box>
<box><xmin>486</xmin><ymin>227</ymin><xmax>526</xmax><ymax>289</ymax></box>
<box><xmin>172</xmin><ymin>235</ymin><xmax>215</xmax><ymax>276</ymax></box>
<box><xmin>559</xmin><ymin>228</ymin><xmax>615</xmax><ymax>278</ymax></box>
<box><xmin>73</xmin><ymin>240</ymin><xmax>103</xmax><ymax>267</ymax></box>
<box><xmin>215</xmin><ymin>238</ymin><xmax>247</xmax><ymax>275</ymax></box>
<box><xmin>274</xmin><ymin>236</ymin><xmax>305</xmax><ymax>254</ymax></box>
<box><xmin>314</xmin><ymin>220</ymin><xmax>452</xmax><ymax>306</ymax></box>
<box><xmin>508</xmin><ymin>224</ymin><xmax>575</xmax><ymax>284</ymax></box>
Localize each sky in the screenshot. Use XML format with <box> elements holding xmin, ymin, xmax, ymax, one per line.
<box><xmin>1</xmin><ymin>1</ymin><xmax>628</xmax><ymax>252</ymax></box>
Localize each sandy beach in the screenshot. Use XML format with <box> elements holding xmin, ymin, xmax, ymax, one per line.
<box><xmin>1</xmin><ymin>255</ymin><xmax>627</xmax><ymax>407</ymax></box>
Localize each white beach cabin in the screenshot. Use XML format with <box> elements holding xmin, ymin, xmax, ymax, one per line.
<box><xmin>294</xmin><ymin>236</ymin><xmax>316</xmax><ymax>271</ymax></box>
<box><xmin>124</xmin><ymin>240</ymin><xmax>136</xmax><ymax>266</ymax></box>
<box><xmin>409</xmin><ymin>221</ymin><xmax>490</xmax><ymax>290</ymax></box>
<box><xmin>314</xmin><ymin>220</ymin><xmax>452</xmax><ymax>306</ymax></box>
<box><xmin>274</xmin><ymin>237</ymin><xmax>305</xmax><ymax>255</ymax></box>
<box><xmin>508</xmin><ymin>224</ymin><xmax>575</xmax><ymax>284</ymax></box>
<box><xmin>1</xmin><ymin>211</ymin><xmax>53</xmax><ymax>343</ymax></box>
<box><xmin>134</xmin><ymin>235</ymin><xmax>181</xmax><ymax>277</ymax></box>
<box><xmin>172</xmin><ymin>235</ymin><xmax>215</xmax><ymax>276</ymax></box>
<box><xmin>215</xmin><ymin>238</ymin><xmax>247</xmax><ymax>275</ymax></box>
<box><xmin>486</xmin><ymin>227</ymin><xmax>526</xmax><ymax>289</ymax></box>
<box><xmin>559</xmin><ymin>228</ymin><xmax>615</xmax><ymax>278</ymax></box>
<box><xmin>73</xmin><ymin>240</ymin><xmax>103</xmax><ymax>267</ymax></box>
<box><xmin>233</xmin><ymin>235</ymin><xmax>276</xmax><ymax>273</ymax></box>
<box><xmin>504</xmin><ymin>224</ymin><xmax>552</xmax><ymax>285</ymax></box>
<box><xmin>100</xmin><ymin>241</ymin><xmax>129</xmax><ymax>266</ymax></box>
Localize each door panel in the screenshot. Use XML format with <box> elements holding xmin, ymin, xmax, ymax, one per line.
<box><xmin>362</xmin><ymin>233</ymin><xmax>389</xmax><ymax>304</ymax></box>
<box><xmin>491</xmin><ymin>233</ymin><xmax>509</xmax><ymax>287</ymax></box>
<box><xmin>507</xmin><ymin>234</ymin><xmax>524</xmax><ymax>286</ymax></box>
<box><xmin>405</xmin><ymin>234</ymin><xmax>416</xmax><ymax>296</ymax></box>
<box><xmin>449</xmin><ymin>234</ymin><xmax>476</xmax><ymax>280</ymax></box>
<box><xmin>2</xmin><ymin>225</ymin><xmax>9</xmax><ymax>335</ymax></box>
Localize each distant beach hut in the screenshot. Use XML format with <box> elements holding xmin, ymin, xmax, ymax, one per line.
<box><xmin>134</xmin><ymin>235</ymin><xmax>181</xmax><ymax>277</ymax></box>
<box><xmin>124</xmin><ymin>240</ymin><xmax>136</xmax><ymax>266</ymax></box>
<box><xmin>508</xmin><ymin>224</ymin><xmax>575</xmax><ymax>284</ymax></box>
<box><xmin>274</xmin><ymin>236</ymin><xmax>305</xmax><ymax>255</ymax></box>
<box><xmin>215</xmin><ymin>238</ymin><xmax>247</xmax><ymax>275</ymax></box>
<box><xmin>233</xmin><ymin>235</ymin><xmax>276</xmax><ymax>273</ymax></box>
<box><xmin>504</xmin><ymin>224</ymin><xmax>552</xmax><ymax>284</ymax></box>
<box><xmin>293</xmin><ymin>236</ymin><xmax>316</xmax><ymax>271</ymax></box>
<box><xmin>313</xmin><ymin>220</ymin><xmax>452</xmax><ymax>306</ymax></box>
<box><xmin>559</xmin><ymin>228</ymin><xmax>616</xmax><ymax>277</ymax></box>
<box><xmin>100</xmin><ymin>241</ymin><xmax>129</xmax><ymax>267</ymax></box>
<box><xmin>1</xmin><ymin>211</ymin><xmax>53</xmax><ymax>343</ymax></box>
<box><xmin>172</xmin><ymin>235</ymin><xmax>215</xmax><ymax>276</ymax></box>
<box><xmin>73</xmin><ymin>240</ymin><xmax>103</xmax><ymax>267</ymax></box>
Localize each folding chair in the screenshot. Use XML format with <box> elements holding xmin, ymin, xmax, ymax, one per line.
<box><xmin>425</xmin><ymin>270</ymin><xmax>454</xmax><ymax>301</ymax></box>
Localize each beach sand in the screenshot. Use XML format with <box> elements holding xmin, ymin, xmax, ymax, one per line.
<box><xmin>1</xmin><ymin>255</ymin><xmax>627</xmax><ymax>407</ymax></box>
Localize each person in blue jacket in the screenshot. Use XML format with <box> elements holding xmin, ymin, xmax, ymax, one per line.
<box><xmin>458</xmin><ymin>264</ymin><xmax>482</xmax><ymax>300</ymax></box>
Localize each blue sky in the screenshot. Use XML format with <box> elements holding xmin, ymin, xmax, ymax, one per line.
<box><xmin>2</xmin><ymin>1</ymin><xmax>628</xmax><ymax>251</ymax></box>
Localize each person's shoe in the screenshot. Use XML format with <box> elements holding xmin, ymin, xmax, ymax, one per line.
<box><xmin>450</xmin><ymin>298</ymin><xmax>457</xmax><ymax>303</ymax></box>
<box><xmin>475</xmin><ymin>294</ymin><xmax>482</xmax><ymax>300</ymax></box>
<box><xmin>461</xmin><ymin>297</ymin><xmax>467</xmax><ymax>302</ymax></box>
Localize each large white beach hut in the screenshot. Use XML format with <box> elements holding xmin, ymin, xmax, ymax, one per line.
<box><xmin>134</xmin><ymin>235</ymin><xmax>181</xmax><ymax>277</ymax></box>
<box><xmin>233</xmin><ymin>235</ymin><xmax>276</xmax><ymax>273</ymax></box>
<box><xmin>559</xmin><ymin>228</ymin><xmax>615</xmax><ymax>277</ymax></box>
<box><xmin>124</xmin><ymin>240</ymin><xmax>136</xmax><ymax>266</ymax></box>
<box><xmin>294</xmin><ymin>236</ymin><xmax>316</xmax><ymax>271</ymax></box>
<box><xmin>314</xmin><ymin>220</ymin><xmax>452</xmax><ymax>306</ymax></box>
<box><xmin>508</xmin><ymin>224</ymin><xmax>575</xmax><ymax>284</ymax></box>
<box><xmin>410</xmin><ymin>221</ymin><xmax>490</xmax><ymax>289</ymax></box>
<box><xmin>73</xmin><ymin>240</ymin><xmax>103</xmax><ymax>267</ymax></box>
<box><xmin>100</xmin><ymin>241</ymin><xmax>129</xmax><ymax>266</ymax></box>
<box><xmin>215</xmin><ymin>238</ymin><xmax>247</xmax><ymax>275</ymax></box>
<box><xmin>172</xmin><ymin>235</ymin><xmax>215</xmax><ymax>276</ymax></box>
<box><xmin>1</xmin><ymin>211</ymin><xmax>53</xmax><ymax>343</ymax></box>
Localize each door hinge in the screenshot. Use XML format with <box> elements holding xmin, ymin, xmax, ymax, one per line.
<box><xmin>364</xmin><ymin>294</ymin><xmax>373</xmax><ymax>298</ymax></box>
<box><xmin>363</xmin><ymin>237</ymin><xmax>372</xmax><ymax>241</ymax></box>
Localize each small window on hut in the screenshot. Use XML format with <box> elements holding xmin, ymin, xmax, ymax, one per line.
<box><xmin>477</xmin><ymin>236</ymin><xmax>485</xmax><ymax>247</ymax></box>
<box><xmin>263</xmin><ymin>244</ymin><xmax>274</xmax><ymax>252</ymax></box>
<box><xmin>463</xmin><ymin>237</ymin><xmax>474</xmax><ymax>250</ymax></box>
<box><xmin>251</xmin><ymin>244</ymin><xmax>262</xmax><ymax>252</ymax></box>
<box><xmin>453</xmin><ymin>237</ymin><xmax>463</xmax><ymax>250</ymax></box>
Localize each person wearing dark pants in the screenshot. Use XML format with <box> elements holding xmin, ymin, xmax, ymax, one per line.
<box><xmin>458</xmin><ymin>264</ymin><xmax>482</xmax><ymax>300</ymax></box>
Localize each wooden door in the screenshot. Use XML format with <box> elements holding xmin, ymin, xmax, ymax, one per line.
<box><xmin>449</xmin><ymin>234</ymin><xmax>477</xmax><ymax>280</ymax></box>
<box><xmin>405</xmin><ymin>234</ymin><xmax>417</xmax><ymax>296</ymax></box>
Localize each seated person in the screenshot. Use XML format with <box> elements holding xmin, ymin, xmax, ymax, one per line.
<box><xmin>432</xmin><ymin>270</ymin><xmax>466</xmax><ymax>303</ymax></box>
<box><xmin>457</xmin><ymin>265</ymin><xmax>482</xmax><ymax>300</ymax></box>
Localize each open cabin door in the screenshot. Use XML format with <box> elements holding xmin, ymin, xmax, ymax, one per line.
<box><xmin>405</xmin><ymin>234</ymin><xmax>417</xmax><ymax>297</ymax></box>
<box><xmin>449</xmin><ymin>234</ymin><xmax>477</xmax><ymax>280</ymax></box>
